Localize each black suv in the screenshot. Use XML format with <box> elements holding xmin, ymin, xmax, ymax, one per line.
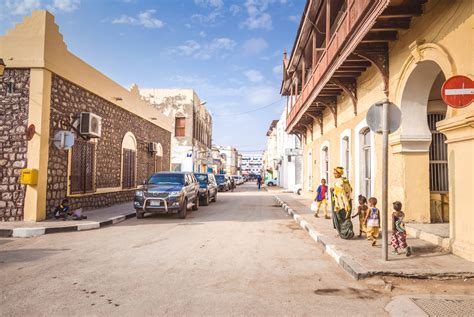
<box><xmin>134</xmin><ymin>172</ymin><xmax>199</xmax><ymax>219</ymax></box>
<box><xmin>194</xmin><ymin>173</ymin><xmax>218</xmax><ymax>205</ymax></box>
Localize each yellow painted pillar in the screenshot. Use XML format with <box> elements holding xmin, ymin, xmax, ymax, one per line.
<box><xmin>23</xmin><ymin>68</ymin><xmax>51</xmax><ymax>222</ymax></box>
<box><xmin>438</xmin><ymin>111</ymin><xmax>474</xmax><ymax>262</ymax></box>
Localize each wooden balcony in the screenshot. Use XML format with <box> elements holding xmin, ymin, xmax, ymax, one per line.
<box><xmin>284</xmin><ymin>0</ymin><xmax>426</xmax><ymax>134</ymax></box>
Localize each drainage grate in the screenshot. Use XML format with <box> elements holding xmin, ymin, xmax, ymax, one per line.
<box><xmin>410</xmin><ymin>298</ymin><xmax>474</xmax><ymax>316</ymax></box>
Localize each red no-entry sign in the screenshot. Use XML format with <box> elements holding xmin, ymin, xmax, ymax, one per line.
<box><xmin>441</xmin><ymin>75</ymin><xmax>474</xmax><ymax>108</ymax></box>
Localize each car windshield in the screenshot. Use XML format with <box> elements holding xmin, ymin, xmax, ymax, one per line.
<box><xmin>232</xmin><ymin>176</ymin><xmax>238</xmax><ymax>179</ymax></box>
<box><xmin>215</xmin><ymin>175</ymin><xmax>225</xmax><ymax>184</ymax></box>
<box><xmin>148</xmin><ymin>174</ymin><xmax>184</xmax><ymax>185</ymax></box>
<box><xmin>195</xmin><ymin>174</ymin><xmax>208</xmax><ymax>184</ymax></box>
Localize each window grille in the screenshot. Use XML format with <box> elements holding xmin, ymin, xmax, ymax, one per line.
<box><xmin>428</xmin><ymin>113</ymin><xmax>448</xmax><ymax>193</ymax></box>
<box><xmin>322</xmin><ymin>147</ymin><xmax>329</xmax><ymax>183</ymax></box>
<box><xmin>122</xmin><ymin>149</ymin><xmax>136</xmax><ymax>189</ymax></box>
<box><xmin>70</xmin><ymin>140</ymin><xmax>95</xmax><ymax>194</ymax></box>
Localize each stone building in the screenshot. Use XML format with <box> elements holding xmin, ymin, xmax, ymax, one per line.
<box><xmin>0</xmin><ymin>11</ymin><xmax>172</xmax><ymax>221</ymax></box>
<box><xmin>214</xmin><ymin>145</ymin><xmax>239</xmax><ymax>175</ymax></box>
<box><xmin>281</xmin><ymin>0</ymin><xmax>473</xmax><ymax>261</ymax></box>
<box><xmin>140</xmin><ymin>89</ymin><xmax>213</xmax><ymax>173</ymax></box>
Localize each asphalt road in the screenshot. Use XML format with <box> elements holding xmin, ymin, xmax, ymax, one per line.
<box><xmin>0</xmin><ymin>184</ymin><xmax>471</xmax><ymax>316</ymax></box>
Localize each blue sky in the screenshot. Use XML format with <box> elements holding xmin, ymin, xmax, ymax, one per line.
<box><xmin>1</xmin><ymin>0</ymin><xmax>304</xmax><ymax>152</ymax></box>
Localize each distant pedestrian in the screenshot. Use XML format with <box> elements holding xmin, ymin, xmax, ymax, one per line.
<box><xmin>313</xmin><ymin>179</ymin><xmax>328</xmax><ymax>218</ymax></box>
<box><xmin>352</xmin><ymin>195</ymin><xmax>368</xmax><ymax>237</ymax></box>
<box><xmin>364</xmin><ymin>197</ymin><xmax>380</xmax><ymax>246</ymax></box>
<box><xmin>54</xmin><ymin>198</ymin><xmax>71</xmax><ymax>220</ymax></box>
<box><xmin>391</xmin><ymin>201</ymin><xmax>412</xmax><ymax>256</ymax></box>
<box><xmin>257</xmin><ymin>175</ymin><xmax>262</xmax><ymax>190</ymax></box>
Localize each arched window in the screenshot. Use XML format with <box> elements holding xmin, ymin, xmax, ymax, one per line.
<box><xmin>122</xmin><ymin>132</ymin><xmax>137</xmax><ymax>189</ymax></box>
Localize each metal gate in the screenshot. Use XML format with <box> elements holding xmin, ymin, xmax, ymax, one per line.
<box><xmin>122</xmin><ymin>149</ymin><xmax>136</xmax><ymax>189</ymax></box>
<box><xmin>428</xmin><ymin>113</ymin><xmax>448</xmax><ymax>193</ymax></box>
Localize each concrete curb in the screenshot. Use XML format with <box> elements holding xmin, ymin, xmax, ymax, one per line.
<box><xmin>405</xmin><ymin>225</ymin><xmax>452</xmax><ymax>251</ymax></box>
<box><xmin>274</xmin><ymin>195</ymin><xmax>369</xmax><ymax>280</ymax></box>
<box><xmin>0</xmin><ymin>211</ymin><xmax>136</xmax><ymax>238</ymax></box>
<box><xmin>274</xmin><ymin>195</ymin><xmax>474</xmax><ymax>280</ymax></box>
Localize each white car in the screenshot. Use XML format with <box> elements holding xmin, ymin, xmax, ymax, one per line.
<box><xmin>293</xmin><ymin>184</ymin><xmax>302</xmax><ymax>195</ymax></box>
<box><xmin>265</xmin><ymin>178</ymin><xmax>278</xmax><ymax>186</ymax></box>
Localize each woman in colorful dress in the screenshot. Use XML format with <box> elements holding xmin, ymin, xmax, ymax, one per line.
<box><xmin>330</xmin><ymin>166</ymin><xmax>354</xmax><ymax>239</ymax></box>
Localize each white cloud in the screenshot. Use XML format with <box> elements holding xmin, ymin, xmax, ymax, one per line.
<box><xmin>229</xmin><ymin>4</ymin><xmax>241</xmax><ymax>16</ymax></box>
<box><xmin>272</xmin><ymin>64</ymin><xmax>283</xmax><ymax>78</ymax></box>
<box><xmin>288</xmin><ymin>15</ymin><xmax>299</xmax><ymax>23</ymax></box>
<box><xmin>199</xmin><ymin>31</ymin><xmax>207</xmax><ymax>37</ymax></box>
<box><xmin>244</xmin><ymin>69</ymin><xmax>264</xmax><ymax>83</ymax></box>
<box><xmin>6</xmin><ymin>0</ymin><xmax>80</xmax><ymax>15</ymax></box>
<box><xmin>50</xmin><ymin>0</ymin><xmax>80</xmax><ymax>12</ymax></box>
<box><xmin>191</xmin><ymin>10</ymin><xmax>223</xmax><ymax>24</ymax></box>
<box><xmin>6</xmin><ymin>0</ymin><xmax>41</xmax><ymax>14</ymax></box>
<box><xmin>240</xmin><ymin>0</ymin><xmax>273</xmax><ymax>30</ymax></box>
<box><xmin>242</xmin><ymin>38</ymin><xmax>268</xmax><ymax>56</ymax></box>
<box><xmin>113</xmin><ymin>9</ymin><xmax>165</xmax><ymax>28</ymax></box>
<box><xmin>172</xmin><ymin>37</ymin><xmax>236</xmax><ymax>60</ymax></box>
<box><xmin>194</xmin><ymin>0</ymin><xmax>223</xmax><ymax>9</ymax></box>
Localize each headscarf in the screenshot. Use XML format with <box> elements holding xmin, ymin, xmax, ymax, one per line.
<box><xmin>334</xmin><ymin>166</ymin><xmax>344</xmax><ymax>176</ymax></box>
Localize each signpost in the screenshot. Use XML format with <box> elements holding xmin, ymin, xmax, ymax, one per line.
<box><xmin>53</xmin><ymin>131</ymin><xmax>75</xmax><ymax>150</ymax></box>
<box><xmin>441</xmin><ymin>75</ymin><xmax>474</xmax><ymax>108</ymax></box>
<box><xmin>366</xmin><ymin>100</ymin><xmax>401</xmax><ymax>261</ymax></box>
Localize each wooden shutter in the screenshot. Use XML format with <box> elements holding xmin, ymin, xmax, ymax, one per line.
<box><xmin>70</xmin><ymin>141</ymin><xmax>95</xmax><ymax>194</ymax></box>
<box><xmin>175</xmin><ymin>117</ymin><xmax>185</xmax><ymax>137</ymax></box>
<box><xmin>122</xmin><ymin>149</ymin><xmax>136</xmax><ymax>189</ymax></box>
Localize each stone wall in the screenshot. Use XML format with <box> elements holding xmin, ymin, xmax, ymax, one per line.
<box><xmin>0</xmin><ymin>69</ymin><xmax>30</xmax><ymax>221</ymax></box>
<box><xmin>46</xmin><ymin>74</ymin><xmax>171</xmax><ymax>215</ymax></box>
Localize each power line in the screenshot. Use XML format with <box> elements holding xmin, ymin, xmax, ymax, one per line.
<box><xmin>213</xmin><ymin>99</ymin><xmax>282</xmax><ymax>117</ymax></box>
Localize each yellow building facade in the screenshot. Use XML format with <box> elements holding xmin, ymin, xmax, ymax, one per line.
<box><xmin>281</xmin><ymin>0</ymin><xmax>473</xmax><ymax>261</ymax></box>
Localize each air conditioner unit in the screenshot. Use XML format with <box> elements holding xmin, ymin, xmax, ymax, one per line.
<box><xmin>79</xmin><ymin>112</ymin><xmax>102</xmax><ymax>138</ymax></box>
<box><xmin>148</xmin><ymin>142</ymin><xmax>158</xmax><ymax>153</ymax></box>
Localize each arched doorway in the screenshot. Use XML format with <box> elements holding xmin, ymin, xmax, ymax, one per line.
<box><xmin>398</xmin><ymin>60</ymin><xmax>449</xmax><ymax>223</ymax></box>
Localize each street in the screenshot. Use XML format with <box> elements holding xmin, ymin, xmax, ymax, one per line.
<box><xmin>1</xmin><ymin>184</ymin><xmax>471</xmax><ymax>316</ymax></box>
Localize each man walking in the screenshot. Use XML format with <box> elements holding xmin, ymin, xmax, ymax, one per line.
<box><xmin>257</xmin><ymin>175</ymin><xmax>262</xmax><ymax>190</ymax></box>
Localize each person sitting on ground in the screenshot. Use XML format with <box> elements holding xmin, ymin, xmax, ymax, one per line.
<box><xmin>313</xmin><ymin>178</ymin><xmax>328</xmax><ymax>219</ymax></box>
<box><xmin>364</xmin><ymin>197</ymin><xmax>380</xmax><ymax>246</ymax></box>
<box><xmin>352</xmin><ymin>195</ymin><xmax>368</xmax><ymax>238</ymax></box>
<box><xmin>54</xmin><ymin>198</ymin><xmax>72</xmax><ymax>220</ymax></box>
<box><xmin>391</xmin><ymin>201</ymin><xmax>412</xmax><ymax>257</ymax></box>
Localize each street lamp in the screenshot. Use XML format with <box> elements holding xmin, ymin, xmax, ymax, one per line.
<box><xmin>0</xmin><ymin>58</ymin><xmax>6</xmax><ymax>76</ymax></box>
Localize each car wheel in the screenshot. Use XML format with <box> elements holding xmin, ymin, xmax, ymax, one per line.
<box><xmin>202</xmin><ymin>193</ymin><xmax>210</xmax><ymax>206</ymax></box>
<box><xmin>178</xmin><ymin>199</ymin><xmax>187</xmax><ymax>219</ymax></box>
<box><xmin>136</xmin><ymin>210</ymin><xmax>144</xmax><ymax>219</ymax></box>
<box><xmin>297</xmin><ymin>189</ymin><xmax>302</xmax><ymax>195</ymax></box>
<box><xmin>192</xmin><ymin>196</ymin><xmax>199</xmax><ymax>210</ymax></box>
<box><xmin>213</xmin><ymin>193</ymin><xmax>217</xmax><ymax>202</ymax></box>
<box><xmin>268</xmin><ymin>182</ymin><xmax>274</xmax><ymax>186</ymax></box>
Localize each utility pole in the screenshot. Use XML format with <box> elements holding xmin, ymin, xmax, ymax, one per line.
<box><xmin>381</xmin><ymin>100</ymin><xmax>389</xmax><ymax>261</ymax></box>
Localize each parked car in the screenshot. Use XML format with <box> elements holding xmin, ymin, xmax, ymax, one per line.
<box><xmin>293</xmin><ymin>184</ymin><xmax>302</xmax><ymax>195</ymax></box>
<box><xmin>194</xmin><ymin>173</ymin><xmax>218</xmax><ymax>205</ymax></box>
<box><xmin>232</xmin><ymin>175</ymin><xmax>244</xmax><ymax>185</ymax></box>
<box><xmin>265</xmin><ymin>177</ymin><xmax>278</xmax><ymax>186</ymax></box>
<box><xmin>134</xmin><ymin>172</ymin><xmax>199</xmax><ymax>219</ymax></box>
<box><xmin>215</xmin><ymin>174</ymin><xmax>229</xmax><ymax>192</ymax></box>
<box><xmin>226</xmin><ymin>175</ymin><xmax>235</xmax><ymax>191</ymax></box>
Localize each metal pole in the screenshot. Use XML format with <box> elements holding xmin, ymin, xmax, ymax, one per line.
<box><xmin>381</xmin><ymin>100</ymin><xmax>389</xmax><ymax>261</ymax></box>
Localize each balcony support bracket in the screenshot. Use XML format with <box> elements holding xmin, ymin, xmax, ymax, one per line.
<box><xmin>329</xmin><ymin>78</ymin><xmax>357</xmax><ymax>116</ymax></box>
<box><xmin>354</xmin><ymin>51</ymin><xmax>389</xmax><ymax>96</ymax></box>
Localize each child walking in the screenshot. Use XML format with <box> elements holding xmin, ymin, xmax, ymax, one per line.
<box><xmin>313</xmin><ymin>179</ymin><xmax>328</xmax><ymax>218</ymax></box>
<box><xmin>391</xmin><ymin>201</ymin><xmax>412</xmax><ymax>256</ymax></box>
<box><xmin>352</xmin><ymin>195</ymin><xmax>368</xmax><ymax>237</ymax></box>
<box><xmin>364</xmin><ymin>197</ymin><xmax>380</xmax><ymax>246</ymax></box>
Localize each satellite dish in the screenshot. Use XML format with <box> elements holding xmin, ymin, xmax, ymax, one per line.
<box><xmin>53</xmin><ymin>131</ymin><xmax>75</xmax><ymax>150</ymax></box>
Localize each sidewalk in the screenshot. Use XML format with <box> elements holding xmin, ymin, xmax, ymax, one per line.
<box><xmin>271</xmin><ymin>188</ymin><xmax>474</xmax><ymax>280</ymax></box>
<box><xmin>0</xmin><ymin>202</ymin><xmax>136</xmax><ymax>238</ymax></box>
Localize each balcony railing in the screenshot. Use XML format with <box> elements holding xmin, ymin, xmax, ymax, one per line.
<box><xmin>287</xmin><ymin>0</ymin><xmax>371</xmax><ymax>130</ymax></box>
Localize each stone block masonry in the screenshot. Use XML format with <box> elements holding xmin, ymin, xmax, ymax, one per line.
<box><xmin>0</xmin><ymin>69</ymin><xmax>30</xmax><ymax>221</ymax></box>
<box><xmin>46</xmin><ymin>74</ymin><xmax>171</xmax><ymax>216</ymax></box>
